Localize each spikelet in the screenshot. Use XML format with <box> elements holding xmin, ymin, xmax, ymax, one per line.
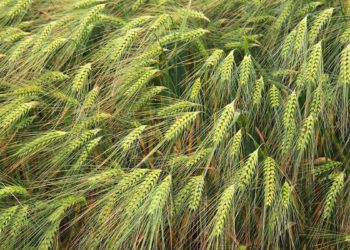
<box><xmin>188</xmin><ymin>176</ymin><xmax>205</xmax><ymax>210</ymax></box>
<box><xmin>166</xmin><ymin>156</ymin><xmax>188</xmax><ymax>170</ymax></box>
<box><xmin>123</xmin><ymin>16</ymin><xmax>151</xmax><ymax>30</ymax></box>
<box><xmin>72</xmin><ymin>137</ymin><xmax>102</xmax><ymax>170</ymax></box>
<box><xmin>205</xmin><ymin>49</ymin><xmax>224</xmax><ymax>67</ymax></box>
<box><xmin>281</xmin><ymin>30</ymin><xmax>296</xmax><ymax>60</ymax></box>
<box><xmin>97</xmin><ymin>14</ymin><xmax>124</xmax><ymax>26</ymax></box>
<box><xmin>273</xmin><ymin>0</ymin><xmax>294</xmax><ymax>31</ymax></box>
<box><xmin>340</xmin><ymin>27</ymin><xmax>350</xmax><ymax>45</ymax></box>
<box><xmin>309</xmin><ymin>86</ymin><xmax>323</xmax><ymax>117</ymax></box>
<box><xmin>0</xmin><ymin>28</ymin><xmax>28</xmax><ymax>44</ymax></box>
<box><xmin>157</xmin><ymin>0</ymin><xmax>170</xmax><ymax>4</ymax></box>
<box><xmin>212</xmin><ymin>184</ymin><xmax>235</xmax><ymax>237</ymax></box>
<box><xmin>174</xmin><ymin>178</ymin><xmax>194</xmax><ymax>211</ymax></box>
<box><xmin>10</xmin><ymin>85</ymin><xmax>42</xmax><ymax>97</ymax></box>
<box><xmin>252</xmin><ymin>77</ymin><xmax>264</xmax><ymax>106</ymax></box>
<box><xmin>42</xmin><ymin>37</ymin><xmax>66</xmax><ymax>55</ymax></box>
<box><xmin>219</xmin><ymin>51</ymin><xmax>234</xmax><ymax>81</ymax></box>
<box><xmin>0</xmin><ymin>206</ymin><xmax>18</xmax><ymax>233</ymax></box>
<box><xmin>0</xmin><ymin>186</ymin><xmax>28</xmax><ymax>199</ymax></box>
<box><xmin>339</xmin><ymin>44</ymin><xmax>350</xmax><ymax>85</ymax></box>
<box><xmin>9</xmin><ymin>36</ymin><xmax>33</xmax><ymax>62</ymax></box>
<box><xmin>97</xmin><ymin>194</ymin><xmax>117</xmax><ymax>226</ymax></box>
<box><xmin>122</xmin><ymin>67</ymin><xmax>149</xmax><ymax>86</ymax></box>
<box><xmin>32</xmin><ymin>21</ymin><xmax>58</xmax><ymax>52</ymax></box>
<box><xmin>295</xmin><ymin>2</ymin><xmax>323</xmax><ymax>18</ymax></box>
<box><xmin>72</xmin><ymin>112</ymin><xmax>111</xmax><ymax>132</ymax></box>
<box><xmin>82</xmin><ymin>86</ymin><xmax>99</xmax><ymax>111</ymax></box>
<box><xmin>52</xmin><ymin>129</ymin><xmax>101</xmax><ymax>163</ymax></box>
<box><xmin>50</xmin><ymin>90</ymin><xmax>79</xmax><ymax>106</ymax></box>
<box><xmin>136</xmin><ymin>45</ymin><xmax>163</xmax><ymax>63</ymax></box>
<box><xmin>295</xmin><ymin>61</ymin><xmax>308</xmax><ymax>87</ymax></box>
<box><xmin>0</xmin><ymin>98</ymin><xmax>26</xmax><ymax>118</ymax></box>
<box><xmin>48</xmin><ymin>196</ymin><xmax>86</xmax><ymax>223</ymax></box>
<box><xmin>212</xmin><ymin>103</ymin><xmax>237</xmax><ymax>145</ymax></box>
<box><xmin>124</xmin><ymin>68</ymin><xmax>156</xmax><ymax>97</ymax></box>
<box><xmin>305</xmin><ymin>41</ymin><xmax>323</xmax><ymax>84</ymax></box>
<box><xmin>312</xmin><ymin>161</ymin><xmax>342</xmax><ymax>175</ymax></box>
<box><xmin>322</xmin><ymin>172</ymin><xmax>344</xmax><ymax>219</ymax></box>
<box><xmin>148</xmin><ymin>175</ymin><xmax>171</xmax><ymax>214</ymax></box>
<box><xmin>180</xmin><ymin>29</ymin><xmax>209</xmax><ymax>42</ymax></box>
<box><xmin>150</xmin><ymin>14</ymin><xmax>171</xmax><ymax>31</ymax></box>
<box><xmin>164</xmin><ymin>112</ymin><xmax>199</xmax><ymax>141</ymax></box>
<box><xmin>72</xmin><ymin>63</ymin><xmax>92</xmax><ymax>93</ymax></box>
<box><xmin>7</xmin><ymin>0</ymin><xmax>32</xmax><ymax>21</ymax></box>
<box><xmin>132</xmin><ymin>86</ymin><xmax>166</xmax><ymax>111</ymax></box>
<box><xmin>177</xmin><ymin>8</ymin><xmax>210</xmax><ymax>22</ymax></box>
<box><xmin>159</xmin><ymin>29</ymin><xmax>208</xmax><ymax>45</ymax></box>
<box><xmin>190</xmin><ymin>78</ymin><xmax>201</xmax><ymax>101</ymax></box>
<box><xmin>281</xmin><ymin>121</ymin><xmax>296</xmax><ymax>155</ymax></box>
<box><xmin>115</xmin><ymin>169</ymin><xmax>149</xmax><ymax>193</ymax></box>
<box><xmin>238</xmin><ymin>55</ymin><xmax>253</xmax><ymax>86</ymax></box>
<box><xmin>297</xmin><ymin>115</ymin><xmax>316</xmax><ymax>152</ymax></box>
<box><xmin>0</xmin><ymin>101</ymin><xmax>39</xmax><ymax>133</ymax></box>
<box><xmin>0</xmin><ymin>0</ymin><xmax>12</xmax><ymax>10</ymax></box>
<box><xmin>121</xmin><ymin>125</ymin><xmax>147</xmax><ymax>151</ymax></box>
<box><xmin>309</xmin><ymin>8</ymin><xmax>333</xmax><ymax>44</ymax></box>
<box><xmin>110</xmin><ymin>28</ymin><xmax>140</xmax><ymax>61</ymax></box>
<box><xmin>37</xmin><ymin>71</ymin><xmax>69</xmax><ymax>85</ymax></box>
<box><xmin>283</xmin><ymin>91</ymin><xmax>298</xmax><ymax>130</ymax></box>
<box><xmin>73</xmin><ymin>4</ymin><xmax>105</xmax><ymax>45</ymax></box>
<box><xmin>74</xmin><ymin>0</ymin><xmax>105</xmax><ymax>9</ymax></box>
<box><xmin>268</xmin><ymin>85</ymin><xmax>280</xmax><ymax>109</ymax></box>
<box><xmin>282</xmin><ymin>182</ymin><xmax>292</xmax><ymax>208</ymax></box>
<box><xmin>14</xmin><ymin>115</ymin><xmax>36</xmax><ymax>132</ymax></box>
<box><xmin>195</xmin><ymin>39</ymin><xmax>208</xmax><ymax>57</ymax></box>
<box><xmin>9</xmin><ymin>205</ymin><xmax>29</xmax><ymax>238</ymax></box>
<box><xmin>237</xmin><ymin>149</ymin><xmax>259</xmax><ymax>189</ymax></box>
<box><xmin>17</xmin><ymin>131</ymin><xmax>67</xmax><ymax>157</ymax></box>
<box><xmin>127</xmin><ymin>170</ymin><xmax>161</xmax><ymax>215</ymax></box>
<box><xmin>86</xmin><ymin>168</ymin><xmax>123</xmax><ymax>186</ymax></box>
<box><xmin>131</xmin><ymin>0</ymin><xmax>145</xmax><ymax>11</ymax></box>
<box><xmin>293</xmin><ymin>17</ymin><xmax>307</xmax><ymax>54</ymax></box>
<box><xmin>230</xmin><ymin>129</ymin><xmax>242</xmax><ymax>158</ymax></box>
<box><xmin>195</xmin><ymin>38</ymin><xmax>209</xmax><ymax>58</ymax></box>
<box><xmin>158</xmin><ymin>101</ymin><xmax>198</xmax><ymax>116</ymax></box>
<box><xmin>38</xmin><ymin>223</ymin><xmax>59</xmax><ymax>250</ymax></box>
<box><xmin>248</xmin><ymin>15</ymin><xmax>275</xmax><ymax>24</ymax></box>
<box><xmin>263</xmin><ymin>157</ymin><xmax>276</xmax><ymax>207</ymax></box>
<box><xmin>186</xmin><ymin>148</ymin><xmax>212</xmax><ymax>169</ymax></box>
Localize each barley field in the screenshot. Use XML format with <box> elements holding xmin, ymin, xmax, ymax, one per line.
<box><xmin>0</xmin><ymin>0</ymin><xmax>350</xmax><ymax>249</ymax></box>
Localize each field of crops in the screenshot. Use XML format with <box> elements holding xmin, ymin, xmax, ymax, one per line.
<box><xmin>0</xmin><ymin>0</ymin><xmax>350</xmax><ymax>249</ymax></box>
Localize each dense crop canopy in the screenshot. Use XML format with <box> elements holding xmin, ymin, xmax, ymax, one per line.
<box><xmin>0</xmin><ymin>0</ymin><xmax>350</xmax><ymax>249</ymax></box>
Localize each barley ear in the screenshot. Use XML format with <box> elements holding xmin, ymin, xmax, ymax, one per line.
<box><xmin>237</xmin><ymin>149</ymin><xmax>259</xmax><ymax>189</ymax></box>
<box><xmin>252</xmin><ymin>76</ymin><xmax>264</xmax><ymax>106</ymax></box>
<box><xmin>212</xmin><ymin>184</ymin><xmax>235</xmax><ymax>237</ymax></box>
<box><xmin>212</xmin><ymin>102</ymin><xmax>238</xmax><ymax>145</ymax></box>
<box><xmin>148</xmin><ymin>175</ymin><xmax>172</xmax><ymax>214</ymax></box>
<box><xmin>219</xmin><ymin>50</ymin><xmax>234</xmax><ymax>81</ymax></box>
<box><xmin>164</xmin><ymin>112</ymin><xmax>199</xmax><ymax>141</ymax></box>
<box><xmin>263</xmin><ymin>157</ymin><xmax>276</xmax><ymax>207</ymax></box>
<box><xmin>322</xmin><ymin>172</ymin><xmax>344</xmax><ymax>219</ymax></box>
<box><xmin>282</xmin><ymin>182</ymin><xmax>292</xmax><ymax>208</ymax></box>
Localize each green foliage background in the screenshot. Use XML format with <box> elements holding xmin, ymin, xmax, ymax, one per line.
<box><xmin>0</xmin><ymin>0</ymin><xmax>350</xmax><ymax>249</ymax></box>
